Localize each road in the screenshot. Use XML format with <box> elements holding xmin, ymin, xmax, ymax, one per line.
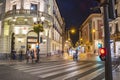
<box><xmin>0</xmin><ymin>60</ymin><xmax>105</xmax><ymax>80</ymax></box>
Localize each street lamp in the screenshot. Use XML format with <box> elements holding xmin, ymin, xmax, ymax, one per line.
<box><xmin>33</xmin><ymin>16</ymin><xmax>44</xmax><ymax>62</ymax></box>
<box><xmin>92</xmin><ymin>29</ymin><xmax>96</xmax><ymax>40</ymax></box>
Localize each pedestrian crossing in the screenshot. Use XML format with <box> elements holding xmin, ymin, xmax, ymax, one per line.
<box><xmin>10</xmin><ymin>61</ymin><xmax>105</xmax><ymax>80</ymax></box>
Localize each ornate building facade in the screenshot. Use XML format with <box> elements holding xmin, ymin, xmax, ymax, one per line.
<box><xmin>109</xmin><ymin>0</ymin><xmax>120</xmax><ymax>57</ymax></box>
<box><xmin>79</xmin><ymin>14</ymin><xmax>104</xmax><ymax>55</ymax></box>
<box><xmin>0</xmin><ymin>0</ymin><xmax>64</xmax><ymax>58</ymax></box>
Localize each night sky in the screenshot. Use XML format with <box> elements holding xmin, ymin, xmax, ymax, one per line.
<box><xmin>56</xmin><ymin>0</ymin><xmax>100</xmax><ymax>45</ymax></box>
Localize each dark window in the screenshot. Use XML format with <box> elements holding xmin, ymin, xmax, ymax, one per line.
<box><xmin>115</xmin><ymin>23</ymin><xmax>119</xmax><ymax>33</ymax></box>
<box><xmin>13</xmin><ymin>5</ymin><xmax>16</xmax><ymax>10</ymax></box>
<box><xmin>115</xmin><ymin>9</ymin><xmax>118</xmax><ymax>17</ymax></box>
<box><xmin>31</xmin><ymin>3</ymin><xmax>37</xmax><ymax>11</ymax></box>
<box><xmin>109</xmin><ymin>27</ymin><xmax>112</xmax><ymax>33</ymax></box>
<box><xmin>115</xmin><ymin>0</ymin><xmax>117</xmax><ymax>5</ymax></box>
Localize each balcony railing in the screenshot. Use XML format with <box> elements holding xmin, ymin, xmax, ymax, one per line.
<box><xmin>4</xmin><ymin>9</ymin><xmax>53</xmax><ymax>21</ymax></box>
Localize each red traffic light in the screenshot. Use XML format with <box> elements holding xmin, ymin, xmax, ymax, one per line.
<box><xmin>100</xmin><ymin>48</ymin><xmax>106</xmax><ymax>56</ymax></box>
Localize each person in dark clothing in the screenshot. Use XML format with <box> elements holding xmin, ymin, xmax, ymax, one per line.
<box><xmin>73</xmin><ymin>49</ymin><xmax>78</xmax><ymax>61</ymax></box>
<box><xmin>19</xmin><ymin>50</ymin><xmax>23</xmax><ymax>61</ymax></box>
<box><xmin>26</xmin><ymin>49</ymin><xmax>31</xmax><ymax>63</ymax></box>
<box><xmin>36</xmin><ymin>48</ymin><xmax>40</xmax><ymax>63</ymax></box>
<box><xmin>31</xmin><ymin>49</ymin><xmax>34</xmax><ymax>63</ymax></box>
<box><xmin>12</xmin><ymin>50</ymin><xmax>16</xmax><ymax>60</ymax></box>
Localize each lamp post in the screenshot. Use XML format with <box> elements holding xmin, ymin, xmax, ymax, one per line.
<box><xmin>94</xmin><ymin>0</ymin><xmax>113</xmax><ymax>79</ymax></box>
<box><xmin>33</xmin><ymin>16</ymin><xmax>44</xmax><ymax>62</ymax></box>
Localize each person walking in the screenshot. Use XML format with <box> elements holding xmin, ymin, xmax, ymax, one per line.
<box><xmin>26</xmin><ymin>49</ymin><xmax>31</xmax><ymax>63</ymax></box>
<box><xmin>73</xmin><ymin>49</ymin><xmax>78</xmax><ymax>61</ymax></box>
<box><xmin>19</xmin><ymin>50</ymin><xmax>23</xmax><ymax>62</ymax></box>
<box><xmin>31</xmin><ymin>49</ymin><xmax>34</xmax><ymax>63</ymax></box>
<box><xmin>36</xmin><ymin>48</ymin><xmax>40</xmax><ymax>63</ymax></box>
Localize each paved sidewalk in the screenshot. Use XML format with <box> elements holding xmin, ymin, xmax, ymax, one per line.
<box><xmin>0</xmin><ymin>54</ymin><xmax>65</xmax><ymax>65</ymax></box>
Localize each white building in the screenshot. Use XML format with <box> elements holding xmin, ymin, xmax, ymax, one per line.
<box><xmin>109</xmin><ymin>0</ymin><xmax>120</xmax><ymax>57</ymax></box>
<box><xmin>0</xmin><ymin>0</ymin><xmax>64</xmax><ymax>58</ymax></box>
<box><xmin>79</xmin><ymin>14</ymin><xmax>104</xmax><ymax>55</ymax></box>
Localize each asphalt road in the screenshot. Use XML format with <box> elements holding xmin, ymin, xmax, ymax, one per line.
<box><xmin>0</xmin><ymin>61</ymin><xmax>104</xmax><ymax>80</ymax></box>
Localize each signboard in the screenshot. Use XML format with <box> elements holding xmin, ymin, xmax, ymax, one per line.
<box><xmin>27</xmin><ymin>38</ymin><xmax>37</xmax><ymax>43</ymax></box>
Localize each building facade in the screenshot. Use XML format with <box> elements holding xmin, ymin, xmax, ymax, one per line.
<box><xmin>0</xmin><ymin>0</ymin><xmax>64</xmax><ymax>57</ymax></box>
<box><xmin>109</xmin><ymin>0</ymin><xmax>120</xmax><ymax>57</ymax></box>
<box><xmin>0</xmin><ymin>0</ymin><xmax>6</xmax><ymax>59</ymax></box>
<box><xmin>79</xmin><ymin>14</ymin><xmax>104</xmax><ymax>55</ymax></box>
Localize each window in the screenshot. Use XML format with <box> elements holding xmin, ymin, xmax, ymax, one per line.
<box><xmin>115</xmin><ymin>0</ymin><xmax>117</xmax><ymax>5</ymax></box>
<box><xmin>109</xmin><ymin>27</ymin><xmax>112</xmax><ymax>33</ymax></box>
<box><xmin>115</xmin><ymin>23</ymin><xmax>119</xmax><ymax>33</ymax></box>
<box><xmin>31</xmin><ymin>3</ymin><xmax>37</xmax><ymax>11</ymax></box>
<box><xmin>115</xmin><ymin>9</ymin><xmax>118</xmax><ymax>17</ymax></box>
<box><xmin>13</xmin><ymin>5</ymin><xmax>16</xmax><ymax>10</ymax></box>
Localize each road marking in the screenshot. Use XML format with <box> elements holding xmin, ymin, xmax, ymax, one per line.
<box><xmin>23</xmin><ymin>61</ymin><xmax>81</xmax><ymax>72</ymax></box>
<box><xmin>31</xmin><ymin>62</ymin><xmax>86</xmax><ymax>74</ymax></box>
<box><xmin>78</xmin><ymin>68</ymin><xmax>104</xmax><ymax>80</ymax></box>
<box><xmin>35</xmin><ymin>63</ymin><xmax>92</xmax><ymax>77</ymax></box>
<box><xmin>51</xmin><ymin>64</ymin><xmax>102</xmax><ymax>80</ymax></box>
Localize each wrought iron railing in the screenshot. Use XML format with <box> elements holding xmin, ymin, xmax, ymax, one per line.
<box><xmin>4</xmin><ymin>9</ymin><xmax>53</xmax><ymax>21</ymax></box>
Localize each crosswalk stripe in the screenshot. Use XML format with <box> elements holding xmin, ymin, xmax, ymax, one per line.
<box><xmin>10</xmin><ymin>61</ymin><xmax>104</xmax><ymax>80</ymax></box>
<box><xmin>51</xmin><ymin>64</ymin><xmax>102</xmax><ymax>80</ymax></box>
<box><xmin>24</xmin><ymin>62</ymin><xmax>82</xmax><ymax>72</ymax></box>
<box><xmin>12</xmin><ymin>65</ymin><xmax>46</xmax><ymax>70</ymax></box>
<box><xmin>11</xmin><ymin>61</ymin><xmax>76</xmax><ymax>71</ymax></box>
<box><xmin>31</xmin><ymin>63</ymin><xmax>92</xmax><ymax>75</ymax></box>
<box><xmin>78</xmin><ymin>68</ymin><xmax>104</xmax><ymax>80</ymax></box>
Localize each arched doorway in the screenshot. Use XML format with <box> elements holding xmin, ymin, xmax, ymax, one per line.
<box><xmin>27</xmin><ymin>30</ymin><xmax>38</xmax><ymax>51</ymax></box>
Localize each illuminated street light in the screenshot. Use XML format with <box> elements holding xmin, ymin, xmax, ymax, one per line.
<box><xmin>92</xmin><ymin>28</ymin><xmax>95</xmax><ymax>33</ymax></box>
<box><xmin>33</xmin><ymin>16</ymin><xmax>44</xmax><ymax>62</ymax></box>
<box><xmin>80</xmin><ymin>38</ymin><xmax>83</xmax><ymax>41</ymax></box>
<box><xmin>70</xmin><ymin>29</ymin><xmax>76</xmax><ymax>34</ymax></box>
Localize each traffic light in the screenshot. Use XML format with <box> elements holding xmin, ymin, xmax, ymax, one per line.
<box><xmin>98</xmin><ymin>43</ymin><xmax>102</xmax><ymax>48</ymax></box>
<box><xmin>99</xmin><ymin>48</ymin><xmax>106</xmax><ymax>61</ymax></box>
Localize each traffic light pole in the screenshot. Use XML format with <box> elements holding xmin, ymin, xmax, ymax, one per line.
<box><xmin>103</xmin><ymin>3</ymin><xmax>113</xmax><ymax>80</ymax></box>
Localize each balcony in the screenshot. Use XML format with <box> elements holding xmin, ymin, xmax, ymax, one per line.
<box><xmin>4</xmin><ymin>9</ymin><xmax>53</xmax><ymax>21</ymax></box>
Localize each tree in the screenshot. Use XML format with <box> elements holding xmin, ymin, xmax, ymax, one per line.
<box><xmin>33</xmin><ymin>21</ymin><xmax>44</xmax><ymax>62</ymax></box>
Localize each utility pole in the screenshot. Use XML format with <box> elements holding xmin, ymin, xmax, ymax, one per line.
<box><xmin>103</xmin><ymin>4</ymin><xmax>113</xmax><ymax>80</ymax></box>
<box><xmin>94</xmin><ymin>0</ymin><xmax>115</xmax><ymax>80</ymax></box>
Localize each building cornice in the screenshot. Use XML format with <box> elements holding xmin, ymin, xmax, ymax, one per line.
<box><xmin>79</xmin><ymin>13</ymin><xmax>102</xmax><ymax>30</ymax></box>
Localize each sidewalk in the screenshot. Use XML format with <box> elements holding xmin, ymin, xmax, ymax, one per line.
<box><xmin>0</xmin><ymin>54</ymin><xmax>65</xmax><ymax>65</ymax></box>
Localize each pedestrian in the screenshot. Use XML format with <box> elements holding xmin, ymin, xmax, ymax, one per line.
<box><xmin>26</xmin><ymin>49</ymin><xmax>31</xmax><ymax>63</ymax></box>
<box><xmin>31</xmin><ymin>49</ymin><xmax>34</xmax><ymax>63</ymax></box>
<box><xmin>36</xmin><ymin>48</ymin><xmax>40</xmax><ymax>63</ymax></box>
<box><xmin>73</xmin><ymin>49</ymin><xmax>78</xmax><ymax>61</ymax></box>
<box><xmin>19</xmin><ymin>50</ymin><xmax>23</xmax><ymax>61</ymax></box>
<box><xmin>13</xmin><ymin>50</ymin><xmax>16</xmax><ymax>60</ymax></box>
